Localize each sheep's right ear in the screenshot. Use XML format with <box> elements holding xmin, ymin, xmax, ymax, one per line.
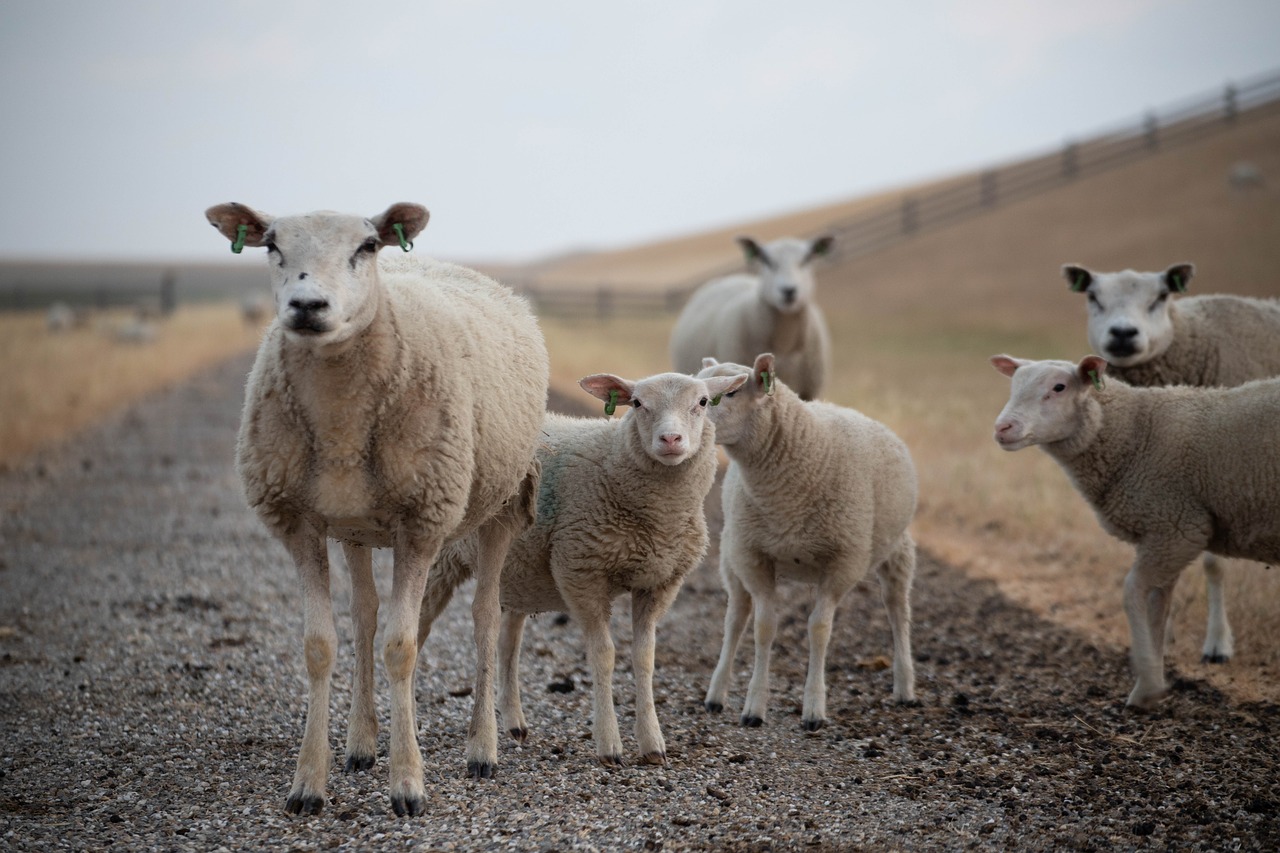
<box><xmin>737</xmin><ymin>237</ymin><xmax>774</xmax><ymax>269</ymax></box>
<box><xmin>579</xmin><ymin>374</ymin><xmax>634</xmax><ymax>415</ymax></box>
<box><xmin>751</xmin><ymin>352</ymin><xmax>777</xmax><ymax>395</ymax></box>
<box><xmin>1162</xmin><ymin>263</ymin><xmax>1195</xmax><ymax>294</ymax></box>
<box><xmin>705</xmin><ymin>372</ymin><xmax>749</xmax><ymax>402</ymax></box>
<box><xmin>371</xmin><ymin>203</ymin><xmax>430</xmax><ymax>248</ymax></box>
<box><xmin>804</xmin><ymin>235</ymin><xmax>834</xmax><ymax>263</ymax></box>
<box><xmin>990</xmin><ymin>354</ymin><xmax>1026</xmax><ymax>378</ymax></box>
<box><xmin>701</xmin><ymin>357</ymin><xmax>720</xmax><ymax>369</ymax></box>
<box><xmin>1062</xmin><ymin>264</ymin><xmax>1093</xmax><ymax>293</ymax></box>
<box><xmin>1078</xmin><ymin>355</ymin><xmax>1108</xmax><ymax>390</ymax></box>
<box><xmin>206</xmin><ymin>203</ymin><xmax>272</xmax><ymax>249</ymax></box>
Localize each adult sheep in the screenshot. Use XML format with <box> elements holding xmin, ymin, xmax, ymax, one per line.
<box><xmin>205</xmin><ymin>202</ymin><xmax>548</xmax><ymax>815</ymax></box>
<box><xmin>698</xmin><ymin>354</ymin><xmax>918</xmax><ymax>729</ymax></box>
<box><xmin>418</xmin><ymin>369</ymin><xmax>749</xmax><ymax>767</ymax></box>
<box><xmin>671</xmin><ymin>235</ymin><xmax>834</xmax><ymax>401</ymax></box>
<box><xmin>1065</xmin><ymin>262</ymin><xmax>1280</xmax><ymax>664</ymax></box>
<box><xmin>991</xmin><ymin>354</ymin><xmax>1280</xmax><ymax>709</ymax></box>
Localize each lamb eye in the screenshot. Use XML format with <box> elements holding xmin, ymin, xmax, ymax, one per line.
<box><xmin>631</xmin><ymin>399</ymin><xmax>642</xmax><ymax>409</ymax></box>
<box><xmin>359</xmin><ymin>238</ymin><xmax>378</xmax><ymax>253</ymax></box>
<box><xmin>698</xmin><ymin>396</ymin><xmax>708</xmax><ymax>408</ymax></box>
<box><xmin>1052</xmin><ymin>383</ymin><xmax>1066</xmax><ymax>393</ymax></box>
<box><xmin>725</xmin><ymin>391</ymin><xmax>737</xmax><ymax>398</ymax></box>
<box><xmin>1086</xmin><ymin>293</ymin><xmax>1100</xmax><ymax>307</ymax></box>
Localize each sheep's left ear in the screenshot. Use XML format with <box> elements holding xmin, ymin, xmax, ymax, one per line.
<box><xmin>206</xmin><ymin>203</ymin><xmax>273</xmax><ymax>248</ymax></box>
<box><xmin>705</xmin><ymin>372</ymin><xmax>749</xmax><ymax>400</ymax></box>
<box><xmin>701</xmin><ymin>357</ymin><xmax>720</xmax><ymax>370</ymax></box>
<box><xmin>1162</xmin><ymin>263</ymin><xmax>1195</xmax><ymax>294</ymax></box>
<box><xmin>579</xmin><ymin>374</ymin><xmax>635</xmax><ymax>415</ymax></box>
<box><xmin>751</xmin><ymin>352</ymin><xmax>777</xmax><ymax>395</ymax></box>
<box><xmin>990</xmin><ymin>354</ymin><xmax>1027</xmax><ymax>378</ymax></box>
<box><xmin>804</xmin><ymin>235</ymin><xmax>834</xmax><ymax>263</ymax></box>
<box><xmin>1078</xmin><ymin>355</ymin><xmax>1108</xmax><ymax>391</ymax></box>
<box><xmin>371</xmin><ymin>203</ymin><xmax>430</xmax><ymax>248</ymax></box>
<box><xmin>737</xmin><ymin>236</ymin><xmax>774</xmax><ymax>269</ymax></box>
<box><xmin>1062</xmin><ymin>264</ymin><xmax>1093</xmax><ymax>293</ymax></box>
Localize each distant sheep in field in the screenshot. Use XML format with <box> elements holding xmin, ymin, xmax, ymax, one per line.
<box><xmin>1227</xmin><ymin>160</ymin><xmax>1264</xmax><ymax>190</ymax></box>
<box><xmin>991</xmin><ymin>354</ymin><xmax>1280</xmax><ymax>709</ymax></box>
<box><xmin>111</xmin><ymin>317</ymin><xmax>156</xmax><ymax>345</ymax></box>
<box><xmin>239</xmin><ymin>294</ymin><xmax>270</xmax><ymax>326</ymax></box>
<box><xmin>419</xmin><ymin>370</ymin><xmax>749</xmax><ymax>767</ymax></box>
<box><xmin>46</xmin><ymin>302</ymin><xmax>87</xmax><ymax>333</ymax></box>
<box><xmin>671</xmin><ymin>235</ymin><xmax>834</xmax><ymax>401</ymax></box>
<box><xmin>206</xmin><ymin>201</ymin><xmax>548</xmax><ymax>816</ymax></box>
<box><xmin>1065</xmin><ymin>262</ymin><xmax>1280</xmax><ymax>663</ymax></box>
<box><xmin>698</xmin><ymin>353</ymin><xmax>917</xmax><ymax>729</ymax></box>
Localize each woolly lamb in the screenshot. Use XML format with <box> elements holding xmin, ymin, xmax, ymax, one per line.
<box><xmin>698</xmin><ymin>353</ymin><xmax>918</xmax><ymax>729</ymax></box>
<box><xmin>1065</xmin><ymin>262</ymin><xmax>1280</xmax><ymax>663</ymax></box>
<box><xmin>205</xmin><ymin>202</ymin><xmax>548</xmax><ymax>815</ymax></box>
<box><xmin>671</xmin><ymin>235</ymin><xmax>834</xmax><ymax>401</ymax></box>
<box><xmin>417</xmin><ymin>370</ymin><xmax>750</xmax><ymax>766</ymax></box>
<box><xmin>991</xmin><ymin>354</ymin><xmax>1280</xmax><ymax>709</ymax></box>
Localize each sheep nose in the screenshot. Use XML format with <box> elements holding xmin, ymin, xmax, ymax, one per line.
<box><xmin>659</xmin><ymin>433</ymin><xmax>684</xmax><ymax>449</ymax></box>
<box><xmin>288</xmin><ymin>297</ymin><xmax>329</xmax><ymax>315</ymax></box>
<box><xmin>780</xmin><ymin>286</ymin><xmax>797</xmax><ymax>304</ymax></box>
<box><xmin>1109</xmin><ymin>326</ymin><xmax>1138</xmax><ymax>341</ymax></box>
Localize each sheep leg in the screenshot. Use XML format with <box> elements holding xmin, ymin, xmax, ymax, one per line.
<box><xmin>705</xmin><ymin>571</ymin><xmax>752</xmax><ymax>713</ymax></box>
<box><xmin>341</xmin><ymin>542</ymin><xmax>378</xmax><ymax>773</ymax></box>
<box><xmin>572</xmin><ymin>597</ymin><xmax>624</xmax><ymax>767</ymax></box>
<box><xmin>876</xmin><ymin>534</ymin><xmax>917</xmax><ymax>703</ymax></box>
<box><xmin>801</xmin><ymin>587</ymin><xmax>841</xmax><ymax>731</ymax></box>
<box><xmin>498</xmin><ymin>610</ymin><xmax>529</xmax><ymax>743</ymax></box>
<box><xmin>1200</xmin><ymin>553</ymin><xmax>1234</xmax><ymax>663</ymax></box>
<box><xmin>741</xmin><ymin>576</ymin><xmax>779</xmax><ymax>727</ymax></box>
<box><xmin>631</xmin><ymin>585</ymin><xmax>679</xmax><ymax>765</ymax></box>
<box><xmin>465</xmin><ymin>520</ymin><xmax>519</xmax><ymax>779</ymax></box>
<box><xmin>283</xmin><ymin>526</ymin><xmax>335</xmax><ymax>816</ymax></box>
<box><xmin>1123</xmin><ymin>547</ymin><xmax>1196</xmax><ymax>710</ymax></box>
<box><xmin>384</xmin><ymin>532</ymin><xmax>444</xmax><ymax>816</ymax></box>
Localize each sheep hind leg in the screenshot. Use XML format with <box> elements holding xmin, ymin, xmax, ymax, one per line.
<box><xmin>341</xmin><ymin>542</ymin><xmax>378</xmax><ymax>773</ymax></box>
<box><xmin>876</xmin><ymin>533</ymin><xmax>917</xmax><ymax>704</ymax></box>
<box><xmin>632</xmin><ymin>585</ymin><xmax>680</xmax><ymax>765</ymax></box>
<box><xmin>705</xmin><ymin>572</ymin><xmax>752</xmax><ymax>714</ymax></box>
<box><xmin>498</xmin><ymin>610</ymin><xmax>529</xmax><ymax>743</ymax></box>
<box><xmin>1200</xmin><ymin>554</ymin><xmax>1234</xmax><ymax>663</ymax></box>
<box><xmin>284</xmin><ymin>527</ymin><xmax>336</xmax><ymax>816</ymax></box>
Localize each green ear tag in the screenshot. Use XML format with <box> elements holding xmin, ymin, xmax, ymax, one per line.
<box><xmin>392</xmin><ymin>223</ymin><xmax>413</xmax><ymax>252</ymax></box>
<box><xmin>1072</xmin><ymin>272</ymin><xmax>1086</xmax><ymax>292</ymax></box>
<box><xmin>710</xmin><ymin>394</ymin><xmax>723</xmax><ymax>406</ymax></box>
<box><xmin>231</xmin><ymin>224</ymin><xmax>247</xmax><ymax>254</ymax></box>
<box><xmin>1171</xmin><ymin>273</ymin><xmax>1183</xmax><ymax>293</ymax></box>
<box><xmin>762</xmin><ymin>370</ymin><xmax>774</xmax><ymax>396</ymax></box>
<box><xmin>1088</xmin><ymin>369</ymin><xmax>1104</xmax><ymax>391</ymax></box>
<box><xmin>605</xmin><ymin>389</ymin><xmax>618</xmax><ymax>416</ymax></box>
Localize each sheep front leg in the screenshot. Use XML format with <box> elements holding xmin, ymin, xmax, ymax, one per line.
<box><xmin>1123</xmin><ymin>546</ymin><xmax>1196</xmax><ymax>710</ymax></box>
<box><xmin>1200</xmin><ymin>553</ymin><xmax>1234</xmax><ymax>663</ymax></box>
<box><xmin>341</xmin><ymin>542</ymin><xmax>379</xmax><ymax>773</ymax></box>
<box><xmin>705</xmin><ymin>571</ymin><xmax>752</xmax><ymax>714</ymax></box>
<box><xmin>466</xmin><ymin>519</ymin><xmax>520</xmax><ymax>779</ymax></box>
<box><xmin>574</xmin><ymin>601</ymin><xmax>624</xmax><ymax>766</ymax></box>
<box><xmin>498</xmin><ymin>610</ymin><xmax>529</xmax><ymax>743</ymax></box>
<box><xmin>631</xmin><ymin>585</ymin><xmax>679</xmax><ymax>765</ymax></box>
<box><xmin>385</xmin><ymin>533</ymin><xmax>444</xmax><ymax>816</ymax></box>
<box><xmin>741</xmin><ymin>571</ymin><xmax>779</xmax><ymax>727</ymax></box>
<box><xmin>876</xmin><ymin>534</ymin><xmax>917</xmax><ymax>703</ymax></box>
<box><xmin>801</xmin><ymin>587</ymin><xmax>841</xmax><ymax>731</ymax></box>
<box><xmin>283</xmin><ymin>526</ymin><xmax>336</xmax><ymax>815</ymax></box>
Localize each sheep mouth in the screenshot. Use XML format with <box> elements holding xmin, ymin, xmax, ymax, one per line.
<box><xmin>1104</xmin><ymin>340</ymin><xmax>1142</xmax><ymax>361</ymax></box>
<box><xmin>284</xmin><ymin>318</ymin><xmax>334</xmax><ymax>336</ymax></box>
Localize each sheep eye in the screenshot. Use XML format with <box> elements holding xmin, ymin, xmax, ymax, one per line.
<box><xmin>631</xmin><ymin>399</ymin><xmax>642</xmax><ymax>409</ymax></box>
<box><xmin>698</xmin><ymin>396</ymin><xmax>708</xmax><ymax>408</ymax></box>
<box><xmin>725</xmin><ymin>391</ymin><xmax>737</xmax><ymax>398</ymax></box>
<box><xmin>359</xmin><ymin>238</ymin><xmax>378</xmax><ymax>253</ymax></box>
<box><xmin>1052</xmin><ymin>383</ymin><xmax>1066</xmax><ymax>393</ymax></box>
<box><xmin>1086</xmin><ymin>293</ymin><xmax>1100</xmax><ymax>307</ymax></box>
<box><xmin>1149</xmin><ymin>293</ymin><xmax>1168</xmax><ymax>311</ymax></box>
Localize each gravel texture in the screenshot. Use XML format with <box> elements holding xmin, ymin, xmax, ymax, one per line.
<box><xmin>2</xmin><ymin>352</ymin><xmax>1278</xmax><ymax>851</ymax></box>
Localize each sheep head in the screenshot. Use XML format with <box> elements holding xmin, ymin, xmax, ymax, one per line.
<box><xmin>1062</xmin><ymin>263</ymin><xmax>1194</xmax><ymax>368</ymax></box>
<box><xmin>990</xmin><ymin>354</ymin><xmax>1108</xmax><ymax>451</ymax></box>
<box><xmin>736</xmin><ymin>236</ymin><xmax>833</xmax><ymax>315</ymax></box>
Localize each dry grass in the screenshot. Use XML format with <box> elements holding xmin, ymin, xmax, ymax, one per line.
<box><xmin>0</xmin><ymin>303</ymin><xmax>264</xmax><ymax>467</ymax></box>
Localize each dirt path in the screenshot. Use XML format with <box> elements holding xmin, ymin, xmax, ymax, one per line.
<box><xmin>1</xmin><ymin>354</ymin><xmax>1276</xmax><ymax>850</ymax></box>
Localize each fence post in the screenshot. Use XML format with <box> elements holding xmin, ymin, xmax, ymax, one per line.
<box><xmin>596</xmin><ymin>286</ymin><xmax>612</xmax><ymax>320</ymax></box>
<box><xmin>1062</xmin><ymin>141</ymin><xmax>1078</xmax><ymax>179</ymax></box>
<box><xmin>1143</xmin><ymin>112</ymin><xmax>1159</xmax><ymax>150</ymax></box>
<box><xmin>1224</xmin><ymin>83</ymin><xmax>1238</xmax><ymax>124</ymax></box>
<box><xmin>160</xmin><ymin>269</ymin><xmax>176</xmax><ymax>316</ymax></box>
<box><xmin>980</xmin><ymin>170</ymin><xmax>998</xmax><ymax>207</ymax></box>
<box><xmin>901</xmin><ymin>196</ymin><xmax>917</xmax><ymax>235</ymax></box>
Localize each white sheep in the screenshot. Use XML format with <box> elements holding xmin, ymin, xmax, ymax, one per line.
<box><xmin>671</xmin><ymin>236</ymin><xmax>834</xmax><ymax>401</ymax></box>
<box><xmin>417</xmin><ymin>370</ymin><xmax>750</xmax><ymax>767</ymax></box>
<box><xmin>991</xmin><ymin>354</ymin><xmax>1280</xmax><ymax>709</ymax></box>
<box><xmin>698</xmin><ymin>353</ymin><xmax>918</xmax><ymax>729</ymax></box>
<box><xmin>1065</xmin><ymin>262</ymin><xmax>1280</xmax><ymax>663</ymax></box>
<box><xmin>205</xmin><ymin>202</ymin><xmax>548</xmax><ymax>816</ymax></box>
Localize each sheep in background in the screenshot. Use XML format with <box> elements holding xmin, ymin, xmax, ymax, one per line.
<box><xmin>698</xmin><ymin>354</ymin><xmax>917</xmax><ymax>730</ymax></box>
<box><xmin>418</xmin><ymin>370</ymin><xmax>750</xmax><ymax>767</ymax></box>
<box><xmin>671</xmin><ymin>235</ymin><xmax>834</xmax><ymax>401</ymax></box>
<box><xmin>1065</xmin><ymin>262</ymin><xmax>1280</xmax><ymax>663</ymax></box>
<box><xmin>205</xmin><ymin>201</ymin><xmax>548</xmax><ymax>815</ymax></box>
<box><xmin>239</xmin><ymin>293</ymin><xmax>270</xmax><ymax>326</ymax></box>
<box><xmin>991</xmin><ymin>354</ymin><xmax>1280</xmax><ymax>709</ymax></box>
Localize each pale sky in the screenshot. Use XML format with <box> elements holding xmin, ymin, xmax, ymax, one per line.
<box><xmin>1</xmin><ymin>1</ymin><xmax>1278</xmax><ymax>264</ymax></box>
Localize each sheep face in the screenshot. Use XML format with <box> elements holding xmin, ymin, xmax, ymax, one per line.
<box><xmin>695</xmin><ymin>353</ymin><xmax>776</xmax><ymax>447</ymax></box>
<box><xmin>580</xmin><ymin>372</ymin><xmax>747</xmax><ymax>466</ymax></box>
<box><xmin>1063</xmin><ymin>263</ymin><xmax>1194</xmax><ymax>368</ymax></box>
<box><xmin>738</xmin><ymin>236</ymin><xmax>833</xmax><ymax>315</ymax></box>
<box><xmin>990</xmin><ymin>354</ymin><xmax>1108</xmax><ymax>451</ymax></box>
<box><xmin>206</xmin><ymin>202</ymin><xmax>429</xmax><ymax>348</ymax></box>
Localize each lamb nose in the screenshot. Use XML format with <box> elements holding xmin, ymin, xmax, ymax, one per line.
<box><xmin>780</xmin><ymin>287</ymin><xmax>797</xmax><ymax>304</ymax></box>
<box><xmin>660</xmin><ymin>433</ymin><xmax>683</xmax><ymax>447</ymax></box>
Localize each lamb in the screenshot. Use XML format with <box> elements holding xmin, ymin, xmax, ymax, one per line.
<box><xmin>670</xmin><ymin>235</ymin><xmax>834</xmax><ymax>401</ymax></box>
<box><xmin>698</xmin><ymin>353</ymin><xmax>918</xmax><ymax>729</ymax></box>
<box><xmin>417</xmin><ymin>369</ymin><xmax>750</xmax><ymax>767</ymax></box>
<box><xmin>205</xmin><ymin>202</ymin><xmax>548</xmax><ymax>816</ymax></box>
<box><xmin>990</xmin><ymin>354</ymin><xmax>1280</xmax><ymax>709</ymax></box>
<box><xmin>1065</xmin><ymin>262</ymin><xmax>1280</xmax><ymax>663</ymax></box>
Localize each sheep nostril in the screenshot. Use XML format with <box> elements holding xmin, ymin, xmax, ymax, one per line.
<box><xmin>1110</xmin><ymin>326</ymin><xmax>1138</xmax><ymax>340</ymax></box>
<box><xmin>288</xmin><ymin>298</ymin><xmax>329</xmax><ymax>314</ymax></box>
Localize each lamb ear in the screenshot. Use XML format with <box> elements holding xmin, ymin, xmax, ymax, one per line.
<box><xmin>990</xmin><ymin>354</ymin><xmax>1026</xmax><ymax>378</ymax></box>
<box><xmin>1162</xmin><ymin>263</ymin><xmax>1195</xmax><ymax>294</ymax></box>
<box><xmin>804</xmin><ymin>235</ymin><xmax>834</xmax><ymax>263</ymax></box>
<box><xmin>206</xmin><ymin>203</ymin><xmax>272</xmax><ymax>248</ymax></box>
<box><xmin>736</xmin><ymin>236</ymin><xmax>774</xmax><ymax>270</ymax></box>
<box><xmin>1062</xmin><ymin>264</ymin><xmax>1093</xmax><ymax>293</ymax></box>
<box><xmin>371</xmin><ymin>203</ymin><xmax>430</xmax><ymax>247</ymax></box>
<box><xmin>751</xmin><ymin>352</ymin><xmax>777</xmax><ymax>395</ymax></box>
<box><xmin>701</xmin><ymin>357</ymin><xmax>720</xmax><ymax>369</ymax></box>
<box><xmin>1078</xmin><ymin>355</ymin><xmax>1108</xmax><ymax>390</ymax></box>
<box><xmin>705</xmin><ymin>372</ymin><xmax>749</xmax><ymax>399</ymax></box>
<box><xmin>579</xmin><ymin>374</ymin><xmax>635</xmax><ymax>414</ymax></box>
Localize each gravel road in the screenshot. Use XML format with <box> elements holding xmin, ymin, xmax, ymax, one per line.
<box><xmin>2</xmin><ymin>353</ymin><xmax>1278</xmax><ymax>851</ymax></box>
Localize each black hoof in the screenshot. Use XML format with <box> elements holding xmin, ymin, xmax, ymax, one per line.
<box><xmin>741</xmin><ymin>715</ymin><xmax>763</xmax><ymax>728</ymax></box>
<box><xmin>508</xmin><ymin>727</ymin><xmax>528</xmax><ymax>744</ymax></box>
<box><xmin>641</xmin><ymin>751</ymin><xmax>668</xmax><ymax>767</ymax></box>
<box><xmin>390</xmin><ymin>794</ymin><xmax>426</xmax><ymax>817</ymax></box>
<box><xmin>344</xmin><ymin>753</ymin><xmax>375</xmax><ymax>773</ymax></box>
<box><xmin>802</xmin><ymin>718</ymin><xmax>826</xmax><ymax>732</ymax></box>
<box><xmin>705</xmin><ymin>701</ymin><xmax>723</xmax><ymax>713</ymax></box>
<box><xmin>285</xmin><ymin>793</ymin><xmax>325</xmax><ymax>816</ymax></box>
<box><xmin>466</xmin><ymin>760</ymin><xmax>497</xmax><ymax>780</ymax></box>
<box><xmin>897</xmin><ymin>697</ymin><xmax>923</xmax><ymax>708</ymax></box>
<box><xmin>598</xmin><ymin>754</ymin><xmax>625</xmax><ymax>768</ymax></box>
<box><xmin>1202</xmin><ymin>653</ymin><xmax>1231</xmax><ymax>664</ymax></box>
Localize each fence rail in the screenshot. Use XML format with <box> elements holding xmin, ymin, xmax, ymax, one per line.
<box><xmin>524</xmin><ymin>69</ymin><xmax>1280</xmax><ymax>318</ymax></box>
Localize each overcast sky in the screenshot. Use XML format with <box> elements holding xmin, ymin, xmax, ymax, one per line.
<box><xmin>1</xmin><ymin>1</ymin><xmax>1277</xmax><ymax>264</ymax></box>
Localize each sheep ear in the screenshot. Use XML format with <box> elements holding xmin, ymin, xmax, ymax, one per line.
<box><xmin>736</xmin><ymin>237</ymin><xmax>774</xmax><ymax>269</ymax></box>
<box><xmin>751</xmin><ymin>352</ymin><xmax>776</xmax><ymax>395</ymax></box>
<box><xmin>990</xmin><ymin>354</ymin><xmax>1026</xmax><ymax>378</ymax></box>
<box><xmin>701</xmin><ymin>357</ymin><xmax>720</xmax><ymax>369</ymax></box>
<box><xmin>579</xmin><ymin>374</ymin><xmax>635</xmax><ymax>414</ymax></box>
<box><xmin>705</xmin><ymin>372</ymin><xmax>749</xmax><ymax>399</ymax></box>
<box><xmin>1062</xmin><ymin>264</ymin><xmax>1093</xmax><ymax>293</ymax></box>
<box><xmin>206</xmin><ymin>203</ymin><xmax>272</xmax><ymax>248</ymax></box>
<box><xmin>1078</xmin><ymin>356</ymin><xmax>1108</xmax><ymax>390</ymax></box>
<box><xmin>804</xmin><ymin>235</ymin><xmax>834</xmax><ymax>264</ymax></box>
<box><xmin>1162</xmin><ymin>263</ymin><xmax>1194</xmax><ymax>294</ymax></box>
<box><xmin>371</xmin><ymin>203</ymin><xmax>430</xmax><ymax>247</ymax></box>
